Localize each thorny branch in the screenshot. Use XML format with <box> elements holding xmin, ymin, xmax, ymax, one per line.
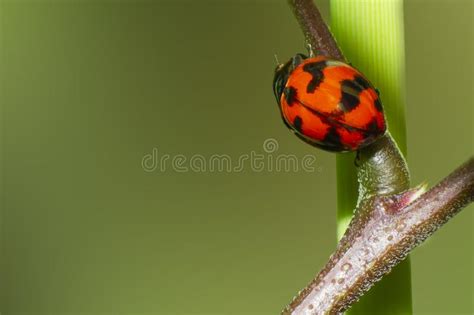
<box><xmin>281</xmin><ymin>0</ymin><xmax>474</xmax><ymax>314</ymax></box>
<box><xmin>283</xmin><ymin>158</ymin><xmax>474</xmax><ymax>314</ymax></box>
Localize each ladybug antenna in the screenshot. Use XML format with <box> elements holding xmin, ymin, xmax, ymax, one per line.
<box><xmin>274</xmin><ymin>53</ymin><xmax>280</xmax><ymax>66</ymax></box>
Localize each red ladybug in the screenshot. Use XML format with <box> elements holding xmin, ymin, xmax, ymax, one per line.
<box><xmin>273</xmin><ymin>54</ymin><xmax>386</xmax><ymax>152</ymax></box>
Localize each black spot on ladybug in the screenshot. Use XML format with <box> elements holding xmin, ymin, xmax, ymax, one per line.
<box><xmin>353</xmin><ymin>75</ymin><xmax>371</xmax><ymax>91</ymax></box>
<box><xmin>339</xmin><ymin>79</ymin><xmax>362</xmax><ymax>112</ymax></box>
<box><xmin>348</xmin><ymin>75</ymin><xmax>384</xmax><ymax>113</ymax></box>
<box><xmin>284</xmin><ymin>86</ymin><xmax>297</xmax><ymax>106</ymax></box>
<box><xmin>374</xmin><ymin>97</ymin><xmax>383</xmax><ymax>112</ymax></box>
<box><xmin>324</xmin><ymin>127</ymin><xmax>342</xmax><ymax>147</ymax></box>
<box><xmin>365</xmin><ymin>118</ymin><xmax>379</xmax><ymax>133</ymax></box>
<box><xmin>303</xmin><ymin>61</ymin><xmax>326</xmax><ymax>93</ymax></box>
<box><xmin>293</xmin><ymin>116</ymin><xmax>303</xmax><ymax>132</ymax></box>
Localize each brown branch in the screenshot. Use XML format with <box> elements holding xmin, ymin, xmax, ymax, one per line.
<box><xmin>288</xmin><ymin>0</ymin><xmax>345</xmax><ymax>61</ymax></box>
<box><xmin>282</xmin><ymin>159</ymin><xmax>474</xmax><ymax>314</ymax></box>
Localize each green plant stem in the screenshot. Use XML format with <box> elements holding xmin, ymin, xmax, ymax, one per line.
<box><xmin>330</xmin><ymin>0</ymin><xmax>412</xmax><ymax>314</ymax></box>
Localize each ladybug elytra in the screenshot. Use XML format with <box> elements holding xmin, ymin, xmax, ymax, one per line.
<box><xmin>273</xmin><ymin>54</ymin><xmax>386</xmax><ymax>152</ymax></box>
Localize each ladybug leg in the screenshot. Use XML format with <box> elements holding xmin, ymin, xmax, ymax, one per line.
<box><xmin>305</xmin><ymin>41</ymin><xmax>315</xmax><ymax>58</ymax></box>
<box><xmin>354</xmin><ymin>150</ymin><xmax>361</xmax><ymax>167</ymax></box>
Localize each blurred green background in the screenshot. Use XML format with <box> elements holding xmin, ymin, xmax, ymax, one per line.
<box><xmin>0</xmin><ymin>0</ymin><xmax>472</xmax><ymax>314</ymax></box>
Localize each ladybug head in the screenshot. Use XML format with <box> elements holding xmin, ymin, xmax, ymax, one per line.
<box><xmin>273</xmin><ymin>53</ymin><xmax>307</xmax><ymax>103</ymax></box>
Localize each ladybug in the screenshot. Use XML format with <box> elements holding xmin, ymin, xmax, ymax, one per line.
<box><xmin>273</xmin><ymin>54</ymin><xmax>386</xmax><ymax>152</ymax></box>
